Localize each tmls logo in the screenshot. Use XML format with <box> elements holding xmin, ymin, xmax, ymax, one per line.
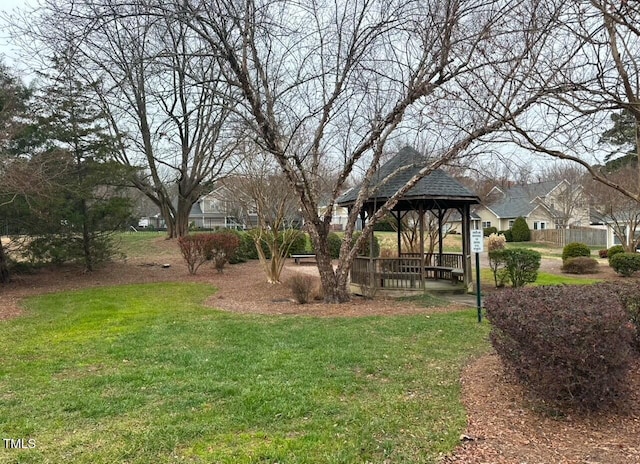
<box><xmin>3</xmin><ymin>438</ymin><xmax>36</xmax><ymax>449</ymax></box>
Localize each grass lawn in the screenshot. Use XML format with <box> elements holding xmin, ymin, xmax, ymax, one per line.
<box><xmin>115</xmin><ymin>231</ymin><xmax>168</xmax><ymax>259</ymax></box>
<box><xmin>478</xmin><ymin>268</ymin><xmax>602</xmax><ymax>287</ymax></box>
<box><xmin>0</xmin><ymin>283</ymin><xmax>489</xmax><ymax>464</ymax></box>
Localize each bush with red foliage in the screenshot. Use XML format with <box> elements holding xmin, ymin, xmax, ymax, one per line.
<box><xmin>209</xmin><ymin>231</ymin><xmax>240</xmax><ymax>273</ymax></box>
<box><xmin>560</xmin><ymin>256</ymin><xmax>599</xmax><ymax>274</ymax></box>
<box><xmin>178</xmin><ymin>234</ymin><xmax>216</xmax><ymax>275</ymax></box>
<box><xmin>485</xmin><ymin>285</ymin><xmax>634</xmax><ymax>411</ymax></box>
<box><xmin>600</xmin><ymin>281</ymin><xmax>640</xmax><ymax>352</ymax></box>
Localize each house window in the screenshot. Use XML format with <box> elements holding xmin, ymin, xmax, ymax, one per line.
<box><xmin>508</xmin><ymin>220</ymin><xmax>515</xmax><ymax>229</ymax></box>
<box><xmin>534</xmin><ymin>221</ymin><xmax>547</xmax><ymax>230</ymax></box>
<box><xmin>482</xmin><ymin>221</ymin><xmax>492</xmax><ymax>228</ymax></box>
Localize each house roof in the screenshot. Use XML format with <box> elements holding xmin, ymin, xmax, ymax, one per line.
<box><xmin>337</xmin><ymin>146</ymin><xmax>479</xmax><ymax>209</ymax></box>
<box><xmin>486</xmin><ymin>180</ymin><xmax>559</xmax><ymax>219</ymax></box>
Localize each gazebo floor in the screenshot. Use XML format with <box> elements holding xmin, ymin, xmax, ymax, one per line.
<box><xmin>350</xmin><ymin>280</ymin><xmax>468</xmax><ymax>298</ymax></box>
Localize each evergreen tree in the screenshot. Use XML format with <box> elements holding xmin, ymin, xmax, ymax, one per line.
<box><xmin>511</xmin><ymin>216</ymin><xmax>531</xmax><ymax>242</ymax></box>
<box><xmin>0</xmin><ymin>62</ymin><xmax>33</xmax><ymax>283</ymax></box>
<box><xmin>24</xmin><ymin>55</ymin><xmax>132</xmax><ymax>271</ymax></box>
<box><xmin>600</xmin><ymin>109</ymin><xmax>638</xmax><ymax>171</ymax></box>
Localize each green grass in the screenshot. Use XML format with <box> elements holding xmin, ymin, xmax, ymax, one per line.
<box><xmin>479</xmin><ymin>268</ymin><xmax>602</xmax><ymax>287</ymax></box>
<box><xmin>115</xmin><ymin>231</ymin><xmax>168</xmax><ymax>259</ymax></box>
<box><xmin>0</xmin><ymin>283</ymin><xmax>489</xmax><ymax>463</ymax></box>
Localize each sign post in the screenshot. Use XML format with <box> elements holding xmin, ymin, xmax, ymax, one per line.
<box><xmin>470</xmin><ymin>229</ymin><xmax>484</xmax><ymax>322</ymax></box>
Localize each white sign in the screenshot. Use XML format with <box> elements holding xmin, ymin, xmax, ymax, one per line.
<box><xmin>470</xmin><ymin>229</ymin><xmax>484</xmax><ymax>253</ymax></box>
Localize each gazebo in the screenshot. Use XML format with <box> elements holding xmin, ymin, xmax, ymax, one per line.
<box><xmin>337</xmin><ymin>146</ymin><xmax>480</xmax><ymax>295</ymax></box>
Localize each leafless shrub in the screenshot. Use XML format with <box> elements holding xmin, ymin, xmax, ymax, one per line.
<box><xmin>288</xmin><ymin>274</ymin><xmax>314</xmax><ymax>304</ymax></box>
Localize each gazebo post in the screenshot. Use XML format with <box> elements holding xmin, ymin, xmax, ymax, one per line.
<box><xmin>419</xmin><ymin>205</ymin><xmax>425</xmax><ymax>285</ymax></box>
<box><xmin>461</xmin><ymin>204</ymin><xmax>472</xmax><ymax>290</ymax></box>
<box><xmin>395</xmin><ymin>211</ymin><xmax>402</xmax><ymax>258</ymax></box>
<box><xmin>437</xmin><ymin>208</ymin><xmax>444</xmax><ymax>265</ymax></box>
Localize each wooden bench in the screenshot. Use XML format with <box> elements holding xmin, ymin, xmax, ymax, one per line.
<box><xmin>425</xmin><ymin>266</ymin><xmax>464</xmax><ymax>283</ymax></box>
<box><xmin>291</xmin><ymin>254</ymin><xmax>317</xmax><ymax>265</ymax></box>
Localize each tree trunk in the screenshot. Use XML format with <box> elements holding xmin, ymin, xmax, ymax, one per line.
<box><xmin>175</xmin><ymin>197</ymin><xmax>193</xmax><ymax>238</ymax></box>
<box><xmin>310</xmin><ymin>225</ymin><xmax>351</xmax><ymax>303</ymax></box>
<box><xmin>160</xmin><ymin>202</ymin><xmax>177</xmax><ymax>239</ymax></box>
<box><xmin>81</xmin><ymin>198</ymin><xmax>93</xmax><ymax>272</ymax></box>
<box><xmin>0</xmin><ymin>240</ymin><xmax>10</xmax><ymax>284</ymax></box>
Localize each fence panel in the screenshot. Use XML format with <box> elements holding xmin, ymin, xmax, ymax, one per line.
<box><xmin>531</xmin><ymin>228</ymin><xmax>606</xmax><ymax>247</ymax></box>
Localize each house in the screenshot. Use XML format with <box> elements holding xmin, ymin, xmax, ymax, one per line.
<box><xmin>188</xmin><ymin>185</ymin><xmax>258</xmax><ymax>230</ymax></box>
<box><xmin>318</xmin><ymin>200</ymin><xmax>363</xmax><ymax>231</ymax></box>
<box><xmin>472</xmin><ymin>180</ymin><xmax>590</xmax><ymax>232</ymax></box>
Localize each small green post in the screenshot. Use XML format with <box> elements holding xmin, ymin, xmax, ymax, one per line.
<box><xmin>475</xmin><ymin>252</ymin><xmax>482</xmax><ymax>323</ymax></box>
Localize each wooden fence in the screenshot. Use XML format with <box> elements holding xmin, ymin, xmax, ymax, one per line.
<box><xmin>531</xmin><ymin>227</ymin><xmax>607</xmax><ymax>247</ymax></box>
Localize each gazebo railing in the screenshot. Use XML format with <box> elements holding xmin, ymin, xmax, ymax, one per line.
<box><xmin>351</xmin><ymin>253</ymin><xmax>464</xmax><ymax>290</ymax></box>
<box><xmin>399</xmin><ymin>252</ymin><xmax>463</xmax><ymax>269</ymax></box>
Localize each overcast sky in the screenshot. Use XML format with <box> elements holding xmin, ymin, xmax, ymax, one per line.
<box><xmin>0</xmin><ymin>0</ymin><xmax>33</xmax><ymax>70</ymax></box>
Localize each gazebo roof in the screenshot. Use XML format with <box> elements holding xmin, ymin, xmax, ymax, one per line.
<box><xmin>337</xmin><ymin>146</ymin><xmax>480</xmax><ymax>210</ymax></box>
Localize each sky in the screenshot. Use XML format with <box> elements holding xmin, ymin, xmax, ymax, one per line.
<box><xmin>0</xmin><ymin>0</ymin><xmax>33</xmax><ymax>70</ymax></box>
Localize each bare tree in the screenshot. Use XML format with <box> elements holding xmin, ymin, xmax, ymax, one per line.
<box><xmin>224</xmin><ymin>148</ymin><xmax>302</xmax><ymax>283</ymax></box>
<box><xmin>8</xmin><ymin>0</ymin><xmax>240</xmax><ymax>238</ymax></box>
<box><xmin>589</xmin><ymin>169</ymin><xmax>640</xmax><ymax>251</ymax></box>
<box><xmin>168</xmin><ymin>0</ymin><xmax>565</xmax><ymax>302</ymax></box>
<box><xmin>502</xmin><ymin>1</ymin><xmax>640</xmax><ymax>217</ymax></box>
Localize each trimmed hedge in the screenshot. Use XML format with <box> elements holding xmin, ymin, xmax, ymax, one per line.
<box><xmin>610</xmin><ymin>252</ymin><xmax>640</xmax><ymax>277</ymax></box>
<box><xmin>498</xmin><ymin>229</ymin><xmax>513</xmax><ymax>242</ymax></box>
<box><xmin>562</xmin><ymin>242</ymin><xmax>591</xmax><ymax>262</ymax></box>
<box><xmin>599</xmin><ymin>281</ymin><xmax>640</xmax><ymax>352</ymax></box>
<box><xmin>561</xmin><ymin>256</ymin><xmax>599</xmax><ymax>274</ymax></box>
<box><xmin>483</xmin><ymin>226</ymin><xmax>498</xmax><ymax>237</ymax></box>
<box><xmin>607</xmin><ymin>245</ymin><xmax>625</xmax><ymax>263</ymax></box>
<box><xmin>486</xmin><ymin>285</ymin><xmax>634</xmax><ymax>411</ymax></box>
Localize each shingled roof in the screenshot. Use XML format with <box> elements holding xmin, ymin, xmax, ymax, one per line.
<box><xmin>337</xmin><ymin>146</ymin><xmax>479</xmax><ymax>208</ymax></box>
<box><xmin>486</xmin><ymin>181</ymin><xmax>560</xmax><ymax>219</ymax></box>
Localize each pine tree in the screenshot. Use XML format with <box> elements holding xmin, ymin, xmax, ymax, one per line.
<box><xmin>26</xmin><ymin>54</ymin><xmax>132</xmax><ymax>271</ymax></box>
<box><xmin>600</xmin><ymin>109</ymin><xmax>638</xmax><ymax>171</ymax></box>
<box><xmin>0</xmin><ymin>62</ymin><xmax>33</xmax><ymax>283</ymax></box>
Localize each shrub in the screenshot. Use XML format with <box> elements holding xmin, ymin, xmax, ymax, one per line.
<box><xmin>288</xmin><ymin>232</ymin><xmax>308</xmax><ymax>255</ymax></box>
<box><xmin>562</xmin><ymin>242</ymin><xmax>591</xmax><ymax>262</ymax></box>
<box><xmin>488</xmin><ymin>249</ymin><xmax>509</xmax><ymax>287</ymax></box>
<box><xmin>487</xmin><ymin>233</ymin><xmax>506</xmax><ymax>252</ymax></box>
<box><xmin>483</xmin><ymin>226</ymin><xmax>498</xmax><ymax>237</ymax></box>
<box><xmin>561</xmin><ymin>256</ymin><xmax>599</xmax><ymax>274</ymax></box>
<box><xmin>178</xmin><ymin>234</ymin><xmax>214</xmax><ymax>275</ymax></box>
<box><xmin>610</xmin><ymin>252</ymin><xmax>640</xmax><ymax>277</ymax></box>
<box><xmin>498</xmin><ymin>229</ymin><xmax>513</xmax><ymax>242</ymax></box>
<box><xmin>327</xmin><ymin>232</ymin><xmax>343</xmax><ymax>258</ymax></box>
<box><xmin>607</xmin><ymin>245</ymin><xmax>625</xmax><ymax>262</ymax></box>
<box><xmin>501</xmin><ymin>248</ymin><xmax>541</xmax><ymax>287</ymax></box>
<box><xmin>485</xmin><ymin>285</ymin><xmax>634</xmax><ymax>411</ymax></box>
<box><xmin>288</xmin><ymin>274</ymin><xmax>315</xmax><ymax>304</ymax></box>
<box><xmin>598</xmin><ymin>249</ymin><xmax>608</xmax><ymax>259</ymax></box>
<box><xmin>209</xmin><ymin>231</ymin><xmax>241</xmax><ymax>273</ymax></box>
<box><xmin>510</xmin><ymin>216</ymin><xmax>530</xmax><ymax>242</ymax></box>
<box><xmin>351</xmin><ymin>231</ymin><xmax>380</xmax><ymax>258</ymax></box>
<box><xmin>373</xmin><ymin>216</ymin><xmax>396</xmax><ymax>232</ymax></box>
<box><xmin>226</xmin><ymin>230</ymin><xmax>255</xmax><ymax>263</ymax></box>
<box><xmin>599</xmin><ymin>282</ymin><xmax>640</xmax><ymax>352</ymax></box>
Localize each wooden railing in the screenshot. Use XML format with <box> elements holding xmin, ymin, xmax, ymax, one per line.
<box><xmin>399</xmin><ymin>252</ymin><xmax>463</xmax><ymax>269</ymax></box>
<box><xmin>351</xmin><ymin>253</ymin><xmax>464</xmax><ymax>290</ymax></box>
